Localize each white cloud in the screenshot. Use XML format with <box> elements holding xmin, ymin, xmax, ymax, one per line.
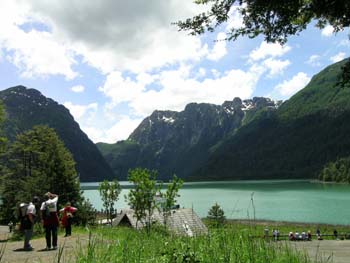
<box><xmin>306</xmin><ymin>54</ymin><xmax>322</xmax><ymax>67</ymax></box>
<box><xmin>64</xmin><ymin>101</ymin><xmax>98</xmax><ymax>120</ymax></box>
<box><xmin>0</xmin><ymin>0</ymin><xmax>209</xmax><ymax>77</ymax></box>
<box><xmin>71</xmin><ymin>85</ymin><xmax>85</xmax><ymax>93</ymax></box>
<box><xmin>321</xmin><ymin>25</ymin><xmax>334</xmax><ymax>37</ymax></box>
<box><xmin>263</xmin><ymin>58</ymin><xmax>290</xmax><ymax>76</ymax></box>
<box><xmin>274</xmin><ymin>72</ymin><xmax>310</xmax><ymax>97</ymax></box>
<box><xmin>207</xmin><ymin>32</ymin><xmax>227</xmax><ymax>61</ymax></box>
<box><xmin>100</xmin><ymin>64</ymin><xmax>264</xmax><ymax>117</ymax></box>
<box><xmin>225</xmin><ymin>6</ymin><xmax>243</xmax><ymax>31</ymax></box>
<box><xmin>82</xmin><ymin>116</ymin><xmax>142</xmax><ymax>143</ymax></box>
<box><xmin>0</xmin><ymin>0</ymin><xmax>77</xmax><ymax>79</ymax></box>
<box><xmin>2</xmin><ymin>29</ymin><xmax>77</xmax><ymax>79</ymax></box>
<box><xmin>80</xmin><ymin>126</ymin><xmax>105</xmax><ymax>144</ymax></box>
<box><xmin>330</xmin><ymin>52</ymin><xmax>346</xmax><ymax>63</ymax></box>
<box><xmin>20</xmin><ymin>0</ymin><xmax>208</xmax><ymax>74</ymax></box>
<box><xmin>99</xmin><ymin>71</ymin><xmax>156</xmax><ymax>105</ymax></box>
<box><xmin>197</xmin><ymin>68</ymin><xmax>206</xmax><ymax>78</ymax></box>
<box><xmin>211</xmin><ymin>69</ymin><xmax>221</xmax><ymax>78</ymax></box>
<box><xmin>249</xmin><ymin>42</ymin><xmax>291</xmax><ymax>61</ymax></box>
<box><xmin>104</xmin><ymin>116</ymin><xmax>142</xmax><ymax>143</ymax></box>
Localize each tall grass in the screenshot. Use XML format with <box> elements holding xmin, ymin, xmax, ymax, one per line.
<box><xmin>0</xmin><ymin>238</ymin><xmax>7</xmax><ymax>263</ymax></box>
<box><xmin>72</xmin><ymin>224</ymin><xmax>313</xmax><ymax>263</ymax></box>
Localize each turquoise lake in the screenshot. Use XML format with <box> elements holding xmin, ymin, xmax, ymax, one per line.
<box><xmin>81</xmin><ymin>180</ymin><xmax>350</xmax><ymax>225</ymax></box>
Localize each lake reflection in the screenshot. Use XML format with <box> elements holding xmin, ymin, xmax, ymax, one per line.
<box><xmin>81</xmin><ymin>180</ymin><xmax>350</xmax><ymax>225</ymax></box>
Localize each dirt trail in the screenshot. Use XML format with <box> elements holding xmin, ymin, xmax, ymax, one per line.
<box><xmin>0</xmin><ymin>226</ymin><xmax>88</xmax><ymax>263</ymax></box>
<box><xmin>290</xmin><ymin>239</ymin><xmax>350</xmax><ymax>263</ymax></box>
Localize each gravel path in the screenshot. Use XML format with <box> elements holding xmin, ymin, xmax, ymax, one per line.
<box><xmin>0</xmin><ymin>226</ymin><xmax>89</xmax><ymax>263</ymax></box>
<box><xmin>291</xmin><ymin>239</ymin><xmax>350</xmax><ymax>263</ymax></box>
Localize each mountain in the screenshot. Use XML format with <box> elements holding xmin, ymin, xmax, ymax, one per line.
<box><xmin>97</xmin><ymin>97</ymin><xmax>281</xmax><ymax>180</ymax></box>
<box><xmin>191</xmin><ymin>58</ymin><xmax>350</xmax><ymax>180</ymax></box>
<box><xmin>99</xmin><ymin>58</ymin><xmax>350</xmax><ymax>182</ymax></box>
<box><xmin>0</xmin><ymin>85</ymin><xmax>115</xmax><ymax>182</ymax></box>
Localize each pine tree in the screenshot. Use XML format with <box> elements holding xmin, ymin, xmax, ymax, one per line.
<box><xmin>0</xmin><ymin>125</ymin><xmax>82</xmax><ymax>222</ymax></box>
<box><xmin>207</xmin><ymin>202</ymin><xmax>226</xmax><ymax>228</ymax></box>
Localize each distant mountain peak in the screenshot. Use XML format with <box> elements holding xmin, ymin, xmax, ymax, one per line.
<box><xmin>0</xmin><ymin>86</ymin><xmax>115</xmax><ymax>182</ymax></box>
<box><xmin>101</xmin><ymin>96</ymin><xmax>280</xmax><ymax>180</ymax></box>
<box><xmin>2</xmin><ymin>85</ymin><xmax>56</xmax><ymax>109</ymax></box>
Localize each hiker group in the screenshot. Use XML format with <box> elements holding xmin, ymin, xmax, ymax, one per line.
<box><xmin>19</xmin><ymin>192</ymin><xmax>77</xmax><ymax>251</ymax></box>
<box><xmin>288</xmin><ymin>230</ymin><xmax>312</xmax><ymax>241</ymax></box>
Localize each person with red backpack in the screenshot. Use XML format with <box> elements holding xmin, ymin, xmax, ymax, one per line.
<box><xmin>40</xmin><ymin>192</ymin><xmax>59</xmax><ymax>250</ymax></box>
<box><xmin>60</xmin><ymin>202</ymin><xmax>78</xmax><ymax>237</ymax></box>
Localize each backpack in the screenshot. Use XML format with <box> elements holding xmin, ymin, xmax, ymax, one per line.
<box><xmin>18</xmin><ymin>203</ymin><xmax>31</xmax><ymax>230</ymax></box>
<box><xmin>18</xmin><ymin>203</ymin><xmax>29</xmax><ymax>219</ymax></box>
<box><xmin>42</xmin><ymin>202</ymin><xmax>51</xmax><ymax>219</ymax></box>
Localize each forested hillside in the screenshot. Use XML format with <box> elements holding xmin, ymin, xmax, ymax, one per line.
<box><xmin>192</xmin><ymin>58</ymin><xmax>350</xmax><ymax>180</ymax></box>
<box><xmin>0</xmin><ymin>86</ymin><xmax>115</xmax><ymax>182</ymax></box>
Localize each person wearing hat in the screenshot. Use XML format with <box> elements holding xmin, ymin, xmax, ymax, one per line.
<box><xmin>23</xmin><ymin>196</ymin><xmax>40</xmax><ymax>251</ymax></box>
<box><xmin>40</xmin><ymin>192</ymin><xmax>59</xmax><ymax>250</ymax></box>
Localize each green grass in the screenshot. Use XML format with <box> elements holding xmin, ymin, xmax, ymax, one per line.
<box><xmin>9</xmin><ymin>221</ymin><xmax>350</xmax><ymax>262</ymax></box>
<box><xmin>71</xmin><ymin>224</ymin><xmax>313</xmax><ymax>263</ymax></box>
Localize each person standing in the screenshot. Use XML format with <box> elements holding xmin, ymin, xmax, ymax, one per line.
<box><xmin>23</xmin><ymin>196</ymin><xmax>40</xmax><ymax>251</ymax></box>
<box><xmin>316</xmin><ymin>228</ymin><xmax>322</xmax><ymax>240</ymax></box>
<box><xmin>40</xmin><ymin>192</ymin><xmax>59</xmax><ymax>250</ymax></box>
<box><xmin>333</xmin><ymin>229</ymin><xmax>338</xmax><ymax>240</ymax></box>
<box><xmin>8</xmin><ymin>221</ymin><xmax>13</xmax><ymax>233</ymax></box>
<box><xmin>60</xmin><ymin>202</ymin><xmax>78</xmax><ymax>237</ymax></box>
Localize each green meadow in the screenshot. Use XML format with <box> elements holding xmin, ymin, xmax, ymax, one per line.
<box><xmin>68</xmin><ymin>221</ymin><xmax>350</xmax><ymax>263</ymax></box>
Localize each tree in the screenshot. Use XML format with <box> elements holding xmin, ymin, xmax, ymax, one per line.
<box><xmin>127</xmin><ymin>168</ymin><xmax>160</xmax><ymax>233</ymax></box>
<box><xmin>0</xmin><ymin>102</ymin><xmax>8</xmax><ymax>194</ymax></box>
<box><xmin>99</xmin><ymin>179</ymin><xmax>121</xmax><ymax>224</ymax></box>
<box><xmin>0</xmin><ymin>125</ymin><xmax>82</xmax><ymax>222</ymax></box>
<box><xmin>176</xmin><ymin>0</ymin><xmax>350</xmax><ymax>44</ymax></box>
<box><xmin>319</xmin><ymin>157</ymin><xmax>350</xmax><ymax>183</ymax></box>
<box><xmin>74</xmin><ymin>198</ymin><xmax>97</xmax><ymax>226</ymax></box>
<box><xmin>0</xmin><ymin>102</ymin><xmax>7</xmax><ymax>153</ymax></box>
<box><xmin>161</xmin><ymin>175</ymin><xmax>183</xmax><ymax>228</ymax></box>
<box><xmin>207</xmin><ymin>202</ymin><xmax>226</xmax><ymax>227</ymax></box>
<box><xmin>340</xmin><ymin>59</ymin><xmax>350</xmax><ymax>87</ymax></box>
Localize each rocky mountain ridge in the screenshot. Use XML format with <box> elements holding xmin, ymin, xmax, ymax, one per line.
<box><xmin>98</xmin><ymin>96</ymin><xmax>281</xmax><ymax>180</ymax></box>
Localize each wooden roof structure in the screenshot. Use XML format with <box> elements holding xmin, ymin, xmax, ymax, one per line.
<box><xmin>112</xmin><ymin>208</ymin><xmax>208</xmax><ymax>236</ymax></box>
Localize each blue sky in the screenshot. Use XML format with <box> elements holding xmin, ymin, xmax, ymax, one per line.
<box><xmin>0</xmin><ymin>0</ymin><xmax>349</xmax><ymax>143</ymax></box>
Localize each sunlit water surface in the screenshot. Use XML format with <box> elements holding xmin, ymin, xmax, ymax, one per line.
<box><xmin>81</xmin><ymin>180</ymin><xmax>350</xmax><ymax>225</ymax></box>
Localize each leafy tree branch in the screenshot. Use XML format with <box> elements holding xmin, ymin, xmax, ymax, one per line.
<box><xmin>176</xmin><ymin>0</ymin><xmax>350</xmax><ymax>44</ymax></box>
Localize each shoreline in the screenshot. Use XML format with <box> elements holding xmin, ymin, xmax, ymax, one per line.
<box><xmin>224</xmin><ymin>218</ymin><xmax>350</xmax><ymax>227</ymax></box>
<box><xmin>309</xmin><ymin>179</ymin><xmax>350</xmax><ymax>185</ymax></box>
<box><xmin>81</xmin><ymin>179</ymin><xmax>350</xmax><ymax>190</ymax></box>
